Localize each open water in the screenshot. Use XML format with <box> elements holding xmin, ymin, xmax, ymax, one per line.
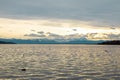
<box><xmin>0</xmin><ymin>44</ymin><xmax>120</xmax><ymax>80</ymax></box>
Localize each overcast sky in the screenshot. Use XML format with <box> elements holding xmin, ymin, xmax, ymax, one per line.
<box><xmin>0</xmin><ymin>0</ymin><xmax>120</xmax><ymax>40</ymax></box>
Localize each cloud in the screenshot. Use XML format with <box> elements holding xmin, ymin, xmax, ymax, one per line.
<box><xmin>46</xmin><ymin>32</ymin><xmax>64</xmax><ymax>40</ymax></box>
<box><xmin>24</xmin><ymin>31</ymin><xmax>120</xmax><ymax>41</ymax></box>
<box><xmin>0</xmin><ymin>0</ymin><xmax>120</xmax><ymax>27</ymax></box>
<box><xmin>107</xmin><ymin>34</ymin><xmax>120</xmax><ymax>40</ymax></box>
<box><xmin>72</xmin><ymin>29</ymin><xmax>77</xmax><ymax>31</ymax></box>
<box><xmin>86</xmin><ymin>33</ymin><xmax>120</xmax><ymax>40</ymax></box>
<box><xmin>24</xmin><ymin>33</ymin><xmax>46</xmax><ymax>37</ymax></box>
<box><xmin>86</xmin><ymin>33</ymin><xmax>108</xmax><ymax>40</ymax></box>
<box><xmin>110</xmin><ymin>27</ymin><xmax>116</xmax><ymax>30</ymax></box>
<box><xmin>37</xmin><ymin>31</ymin><xmax>44</xmax><ymax>34</ymax></box>
<box><xmin>31</xmin><ymin>30</ymin><xmax>36</xmax><ymax>32</ymax></box>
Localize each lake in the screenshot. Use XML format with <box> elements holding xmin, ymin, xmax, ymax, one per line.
<box><xmin>0</xmin><ymin>44</ymin><xmax>120</xmax><ymax>80</ymax></box>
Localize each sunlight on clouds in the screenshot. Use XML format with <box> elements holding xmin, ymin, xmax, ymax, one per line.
<box><xmin>0</xmin><ymin>18</ymin><xmax>120</xmax><ymax>40</ymax></box>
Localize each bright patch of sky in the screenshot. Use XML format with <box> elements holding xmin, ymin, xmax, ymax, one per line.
<box><xmin>0</xmin><ymin>18</ymin><xmax>120</xmax><ymax>40</ymax></box>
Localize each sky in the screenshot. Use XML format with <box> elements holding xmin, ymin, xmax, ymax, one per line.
<box><xmin>0</xmin><ymin>0</ymin><xmax>120</xmax><ymax>40</ymax></box>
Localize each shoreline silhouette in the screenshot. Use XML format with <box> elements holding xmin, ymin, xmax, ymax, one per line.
<box><xmin>98</xmin><ymin>40</ymin><xmax>120</xmax><ymax>45</ymax></box>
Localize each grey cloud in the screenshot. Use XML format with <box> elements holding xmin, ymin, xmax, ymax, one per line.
<box><xmin>24</xmin><ymin>31</ymin><xmax>63</xmax><ymax>39</ymax></box>
<box><xmin>65</xmin><ymin>33</ymin><xmax>81</xmax><ymax>39</ymax></box>
<box><xmin>0</xmin><ymin>0</ymin><xmax>120</xmax><ymax>26</ymax></box>
<box><xmin>24</xmin><ymin>32</ymin><xmax>85</xmax><ymax>41</ymax></box>
<box><xmin>24</xmin><ymin>33</ymin><xmax>46</xmax><ymax>37</ymax></box>
<box><xmin>110</xmin><ymin>27</ymin><xmax>116</xmax><ymax>30</ymax></box>
<box><xmin>26</xmin><ymin>31</ymin><xmax>45</xmax><ymax>37</ymax></box>
<box><xmin>86</xmin><ymin>33</ymin><xmax>120</xmax><ymax>40</ymax></box>
<box><xmin>72</xmin><ymin>29</ymin><xmax>77</xmax><ymax>31</ymax></box>
<box><xmin>107</xmin><ymin>34</ymin><xmax>120</xmax><ymax>40</ymax></box>
<box><xmin>46</xmin><ymin>32</ymin><xmax>64</xmax><ymax>40</ymax></box>
<box><xmin>24</xmin><ymin>31</ymin><xmax>120</xmax><ymax>40</ymax></box>
<box><xmin>37</xmin><ymin>31</ymin><xmax>44</xmax><ymax>34</ymax></box>
<box><xmin>86</xmin><ymin>33</ymin><xmax>108</xmax><ymax>40</ymax></box>
<box><xmin>47</xmin><ymin>32</ymin><xmax>60</xmax><ymax>37</ymax></box>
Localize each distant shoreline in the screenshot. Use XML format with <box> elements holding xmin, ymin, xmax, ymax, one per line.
<box><xmin>0</xmin><ymin>40</ymin><xmax>120</xmax><ymax>45</ymax></box>
<box><xmin>0</xmin><ymin>41</ymin><xmax>16</xmax><ymax>44</ymax></box>
<box><xmin>98</xmin><ymin>40</ymin><xmax>120</xmax><ymax>45</ymax></box>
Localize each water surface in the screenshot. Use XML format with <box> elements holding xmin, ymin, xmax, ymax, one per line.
<box><xmin>0</xmin><ymin>44</ymin><xmax>120</xmax><ymax>80</ymax></box>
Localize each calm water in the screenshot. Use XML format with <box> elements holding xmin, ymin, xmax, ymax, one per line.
<box><xmin>0</xmin><ymin>44</ymin><xmax>120</xmax><ymax>80</ymax></box>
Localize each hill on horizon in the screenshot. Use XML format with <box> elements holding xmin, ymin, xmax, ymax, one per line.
<box><xmin>0</xmin><ymin>38</ymin><xmax>103</xmax><ymax>44</ymax></box>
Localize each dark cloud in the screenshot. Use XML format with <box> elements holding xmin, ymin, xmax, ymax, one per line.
<box><xmin>0</xmin><ymin>0</ymin><xmax>120</xmax><ymax>26</ymax></box>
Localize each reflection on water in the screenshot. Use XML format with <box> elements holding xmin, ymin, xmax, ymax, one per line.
<box><xmin>0</xmin><ymin>44</ymin><xmax>120</xmax><ymax>80</ymax></box>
